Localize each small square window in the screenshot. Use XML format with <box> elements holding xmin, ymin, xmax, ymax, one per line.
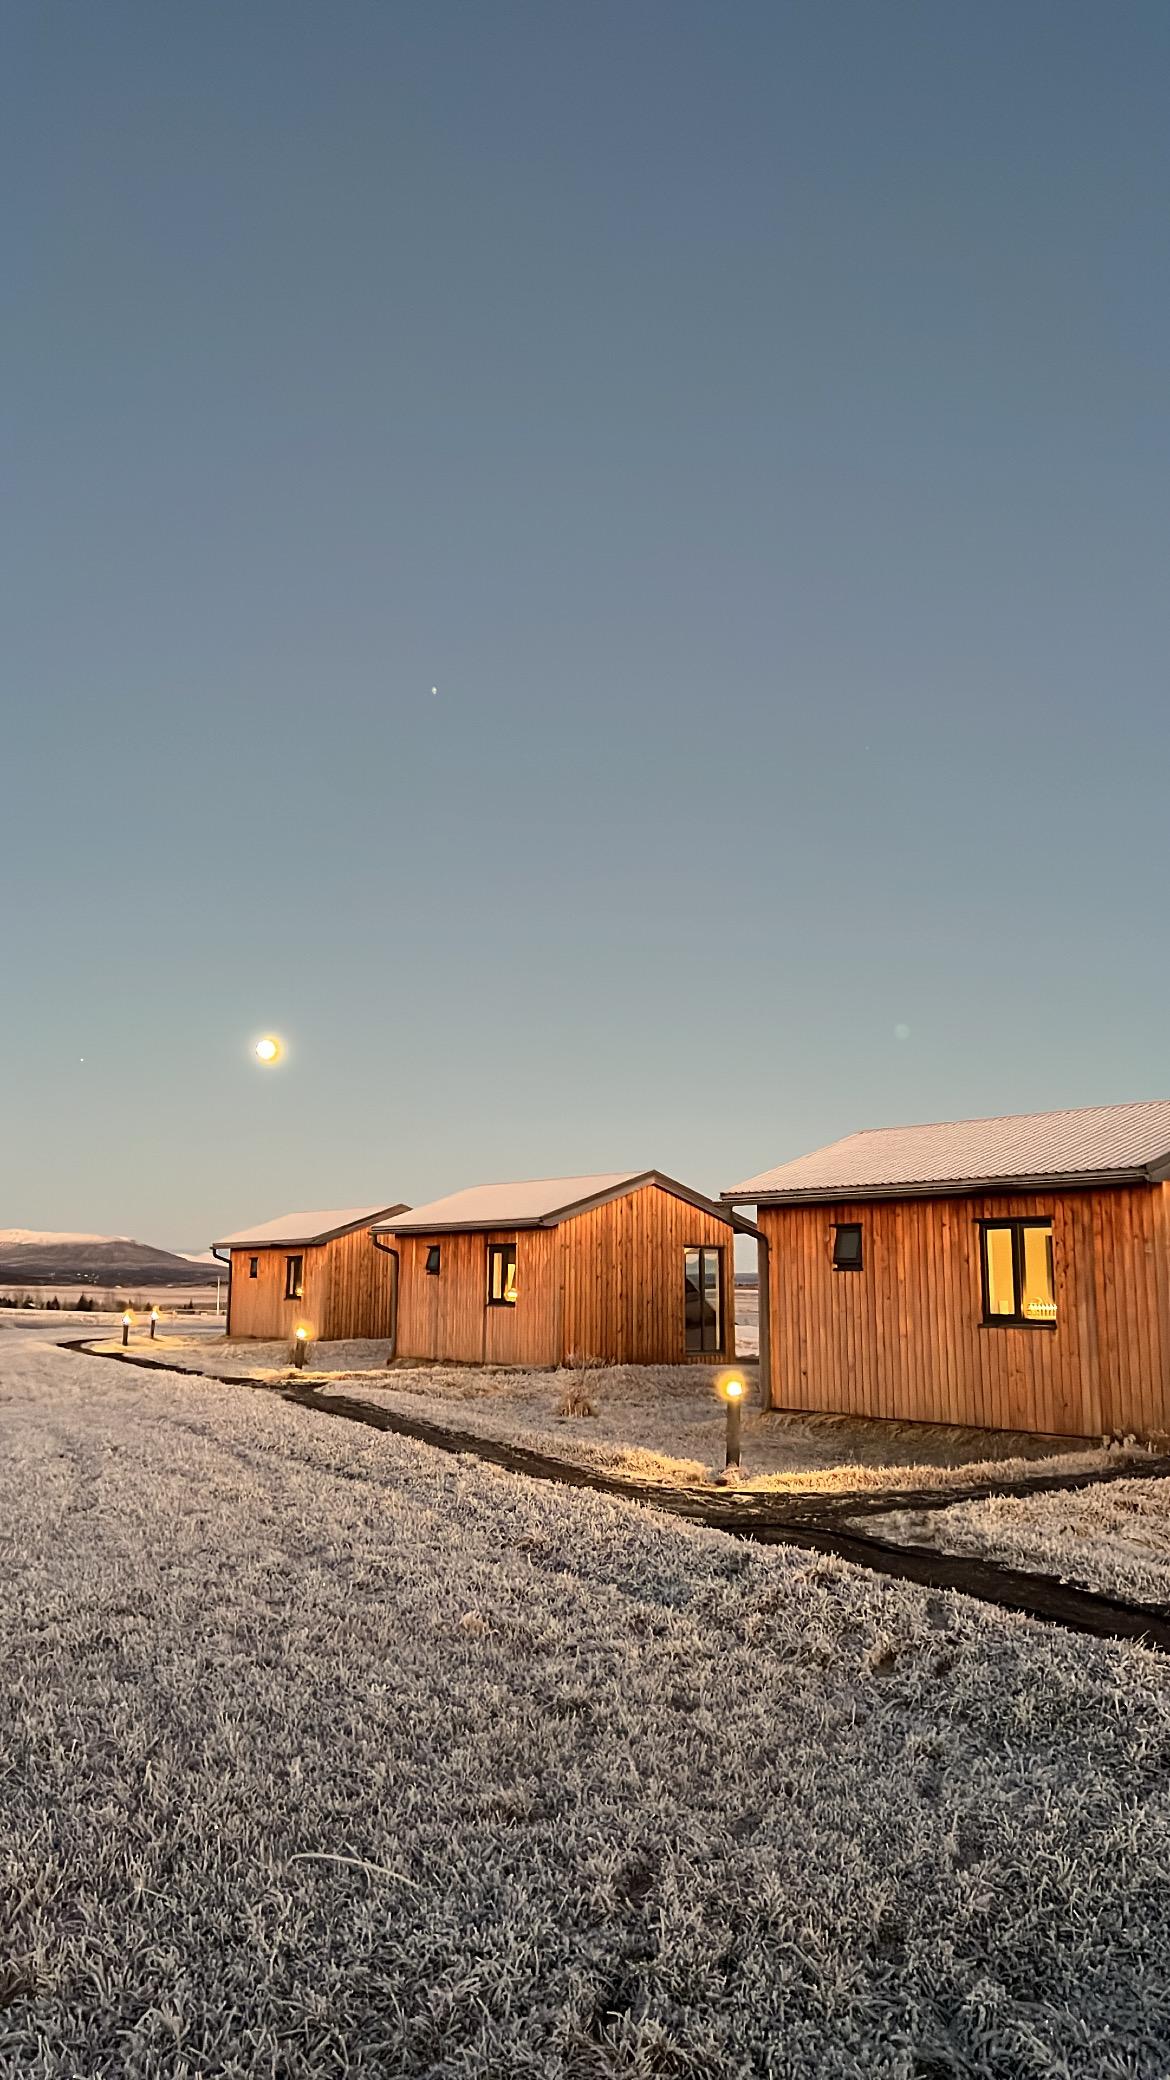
<box><xmin>249</xmin><ymin>1256</ymin><xmax>259</xmax><ymax>1279</ymax></box>
<box><xmin>486</xmin><ymin>1242</ymin><xmax>517</xmax><ymax>1306</ymax></box>
<box><xmin>832</xmin><ymin>1224</ymin><xmax>863</xmax><ymax>1271</ymax></box>
<box><xmin>425</xmin><ymin>1245</ymin><xmax>441</xmax><ymax>1276</ymax></box>
<box><xmin>284</xmin><ymin>1254</ymin><xmax>304</xmax><ymax>1301</ymax></box>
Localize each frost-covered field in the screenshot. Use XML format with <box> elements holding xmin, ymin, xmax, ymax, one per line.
<box><xmin>862</xmin><ymin>1477</ymin><xmax>1170</xmax><ymax>1607</ymax></box>
<box><xmin>3</xmin><ymin>1324</ymin><xmax>1170</xmax><ymax>2077</ymax></box>
<box><xmin>104</xmin><ymin>1331</ymin><xmax>1118</xmax><ymax>1496</ymax></box>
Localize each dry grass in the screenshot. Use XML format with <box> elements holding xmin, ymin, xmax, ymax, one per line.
<box><xmin>2</xmin><ymin>1322</ymin><xmax>1170</xmax><ymax>2075</ymax></box>
<box><xmin>862</xmin><ymin>1475</ymin><xmax>1170</xmax><ymax>1605</ymax></box>
<box><xmin>111</xmin><ymin>1335</ymin><xmax>1126</xmax><ymax>1500</ymax></box>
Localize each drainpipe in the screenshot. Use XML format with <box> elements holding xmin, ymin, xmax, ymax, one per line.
<box><xmin>370</xmin><ymin>1233</ymin><xmax>400</xmax><ymax>1359</ymax></box>
<box><xmin>210</xmin><ymin>1245</ymin><xmax>231</xmax><ymax>1335</ymax></box>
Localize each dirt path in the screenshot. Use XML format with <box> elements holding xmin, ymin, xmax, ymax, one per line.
<box><xmin>68</xmin><ymin>1338</ymin><xmax>1170</xmax><ymax>1654</ymax></box>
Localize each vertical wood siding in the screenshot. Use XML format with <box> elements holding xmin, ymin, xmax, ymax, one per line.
<box><xmin>315</xmin><ymin>1229</ymin><xmax>398</xmax><ymax>1340</ymax></box>
<box><xmin>388</xmin><ymin>1186</ymin><xmax>739</xmax><ymax>1367</ymax></box>
<box><xmin>227</xmin><ymin>1231</ymin><xmax>395</xmax><ymax>1341</ymax></box>
<box><xmin>393</xmin><ymin>1229</ymin><xmax>560</xmax><ymax>1365</ymax></box>
<box><xmin>227</xmin><ymin>1246</ymin><xmax>322</xmax><ymax>1340</ymax></box>
<box><xmin>560</xmin><ymin>1188</ymin><xmax>736</xmax><ymax>1364</ymax></box>
<box><xmin>760</xmin><ymin>1184</ymin><xmax>1170</xmax><ymax>1437</ymax></box>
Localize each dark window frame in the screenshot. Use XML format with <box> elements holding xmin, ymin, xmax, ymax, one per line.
<box><xmin>486</xmin><ymin>1241</ymin><xmax>518</xmax><ymax>1307</ymax></box>
<box><xmin>832</xmin><ymin>1223</ymin><xmax>863</xmax><ymax>1272</ymax></box>
<box><xmin>684</xmin><ymin>1244</ymin><xmax>725</xmax><ymax>1355</ymax></box>
<box><xmin>248</xmin><ymin>1256</ymin><xmax>259</xmax><ymax>1279</ymax></box>
<box><xmin>284</xmin><ymin>1253</ymin><xmax>304</xmax><ymax>1301</ymax></box>
<box><xmin>978</xmin><ymin>1218</ymin><xmax>1056</xmax><ymax>1330</ymax></box>
<box><xmin>425</xmin><ymin>1244</ymin><xmax>442</xmax><ymax>1277</ymax></box>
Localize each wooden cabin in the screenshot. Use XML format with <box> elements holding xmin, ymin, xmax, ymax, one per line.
<box><xmin>724</xmin><ymin>1100</ymin><xmax>1170</xmax><ymax>1439</ymax></box>
<box><xmin>372</xmin><ymin>1172</ymin><xmax>756</xmax><ymax>1367</ymax></box>
<box><xmin>212</xmin><ymin>1205</ymin><xmax>408</xmax><ymax>1341</ymax></box>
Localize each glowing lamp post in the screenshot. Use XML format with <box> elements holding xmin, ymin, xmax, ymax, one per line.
<box><xmin>720</xmin><ymin>1372</ymin><xmax>745</xmax><ymax>1471</ymax></box>
<box><xmin>149</xmin><ymin>1307</ymin><xmax>160</xmax><ymax>1340</ymax></box>
<box><xmin>293</xmin><ymin>1325</ymin><xmax>310</xmax><ymax>1370</ymax></box>
<box><xmin>121</xmin><ymin>1311</ymin><xmax>132</xmax><ymax>1348</ymax></box>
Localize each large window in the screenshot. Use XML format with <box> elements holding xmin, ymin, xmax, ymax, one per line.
<box><xmin>833</xmin><ymin>1224</ymin><xmax>863</xmax><ymax>1271</ymax></box>
<box><xmin>980</xmin><ymin>1220</ymin><xmax>1055</xmax><ymax>1326</ymax></box>
<box><xmin>684</xmin><ymin>1246</ymin><xmax>724</xmax><ymax>1353</ymax></box>
<box><xmin>284</xmin><ymin>1254</ymin><xmax>304</xmax><ymax>1301</ymax></box>
<box><xmin>486</xmin><ymin>1242</ymin><xmax>517</xmax><ymax>1306</ymax></box>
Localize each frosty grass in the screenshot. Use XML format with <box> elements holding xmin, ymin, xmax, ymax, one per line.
<box><xmin>3</xmin><ymin>1323</ymin><xmax>1170</xmax><ymax>2078</ymax></box>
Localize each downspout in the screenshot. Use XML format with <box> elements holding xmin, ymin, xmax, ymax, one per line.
<box><xmin>371</xmin><ymin>1233</ymin><xmax>400</xmax><ymax>1360</ymax></box>
<box><xmin>210</xmin><ymin>1245</ymin><xmax>232</xmax><ymax>1336</ymax></box>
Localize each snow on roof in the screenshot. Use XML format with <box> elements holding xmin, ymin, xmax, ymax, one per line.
<box><xmin>373</xmin><ymin>1175</ymin><xmax>643</xmax><ymax>1233</ymax></box>
<box><xmin>213</xmin><ymin>1206</ymin><xmax>407</xmax><ymax>1250</ymax></box>
<box><xmin>374</xmin><ymin>1172</ymin><xmax>757</xmax><ymax>1236</ymax></box>
<box><xmin>725</xmin><ymin>1100</ymin><xmax>1170</xmax><ymax>1204</ymax></box>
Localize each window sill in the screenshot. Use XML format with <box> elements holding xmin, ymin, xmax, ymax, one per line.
<box><xmin>980</xmin><ymin>1319</ymin><xmax>1057</xmax><ymax>1332</ymax></box>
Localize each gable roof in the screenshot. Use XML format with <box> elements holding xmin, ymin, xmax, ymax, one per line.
<box><xmin>213</xmin><ymin>1205</ymin><xmax>409</xmax><ymax>1250</ymax></box>
<box><xmin>724</xmin><ymin>1100</ymin><xmax>1170</xmax><ymax>1206</ymax></box>
<box><xmin>372</xmin><ymin>1172</ymin><xmax>757</xmax><ymax>1235</ymax></box>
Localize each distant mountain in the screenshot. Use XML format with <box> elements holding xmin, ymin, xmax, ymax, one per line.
<box><xmin>0</xmin><ymin>1231</ymin><xmax>216</xmax><ymax>1287</ymax></box>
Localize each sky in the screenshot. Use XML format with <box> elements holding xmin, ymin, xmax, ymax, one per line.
<box><xmin>3</xmin><ymin>1</ymin><xmax>1169</xmax><ymax>1247</ymax></box>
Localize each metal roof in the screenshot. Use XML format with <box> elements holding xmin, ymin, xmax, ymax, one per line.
<box><xmin>724</xmin><ymin>1100</ymin><xmax>1170</xmax><ymax>1205</ymax></box>
<box><xmin>213</xmin><ymin>1205</ymin><xmax>409</xmax><ymax>1250</ymax></box>
<box><xmin>372</xmin><ymin>1172</ymin><xmax>757</xmax><ymax>1235</ymax></box>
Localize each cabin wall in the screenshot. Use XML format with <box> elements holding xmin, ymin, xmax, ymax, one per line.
<box><xmin>760</xmin><ymin>1184</ymin><xmax>1170</xmax><ymax>1438</ymax></box>
<box><xmin>393</xmin><ymin>1228</ymin><xmax>561</xmax><ymax>1365</ymax></box>
<box><xmin>388</xmin><ymin>1185</ymin><xmax>739</xmax><ymax>1367</ymax></box>
<box><xmin>226</xmin><ymin>1244</ymin><xmax>327</xmax><ymax>1340</ymax></box>
<box><xmin>561</xmin><ymin>1186</ymin><xmax>737</xmax><ymax>1364</ymax></box>
<box><xmin>315</xmin><ymin>1229</ymin><xmax>398</xmax><ymax>1340</ymax></box>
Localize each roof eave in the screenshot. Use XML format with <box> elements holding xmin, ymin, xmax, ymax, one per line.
<box><xmin>216</xmin><ymin>1204</ymin><xmax>410</xmax><ymax>1251</ymax></box>
<box><xmin>724</xmin><ymin>1167</ymin><xmax>1155</xmax><ymax>1207</ymax></box>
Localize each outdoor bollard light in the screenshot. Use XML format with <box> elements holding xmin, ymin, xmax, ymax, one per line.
<box><xmin>149</xmin><ymin>1308</ymin><xmax>159</xmax><ymax>1340</ymax></box>
<box><xmin>293</xmin><ymin>1326</ymin><xmax>309</xmax><ymax>1370</ymax></box>
<box><xmin>121</xmin><ymin>1312</ymin><xmax>132</xmax><ymax>1348</ymax></box>
<box><xmin>722</xmin><ymin>1373</ymin><xmax>745</xmax><ymax>1470</ymax></box>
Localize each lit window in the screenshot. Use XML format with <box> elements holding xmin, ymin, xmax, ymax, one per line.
<box><xmin>980</xmin><ymin>1221</ymin><xmax>1055</xmax><ymax>1326</ymax></box>
<box><xmin>425</xmin><ymin>1245</ymin><xmax>441</xmax><ymax>1277</ymax></box>
<box><xmin>284</xmin><ymin>1254</ymin><xmax>304</xmax><ymax>1301</ymax></box>
<box><xmin>249</xmin><ymin>1256</ymin><xmax>259</xmax><ymax>1279</ymax></box>
<box><xmin>833</xmin><ymin>1224</ymin><xmax>863</xmax><ymax>1271</ymax></box>
<box><xmin>684</xmin><ymin>1246</ymin><xmax>724</xmax><ymax>1353</ymax></box>
<box><xmin>487</xmin><ymin>1242</ymin><xmax>517</xmax><ymax>1306</ymax></box>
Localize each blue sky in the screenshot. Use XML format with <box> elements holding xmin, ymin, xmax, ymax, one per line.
<box><xmin>3</xmin><ymin>1</ymin><xmax>1168</xmax><ymax>1245</ymax></box>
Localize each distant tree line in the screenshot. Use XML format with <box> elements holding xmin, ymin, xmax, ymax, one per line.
<box><xmin>0</xmin><ymin>1292</ymin><xmax>201</xmax><ymax>1314</ymax></box>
